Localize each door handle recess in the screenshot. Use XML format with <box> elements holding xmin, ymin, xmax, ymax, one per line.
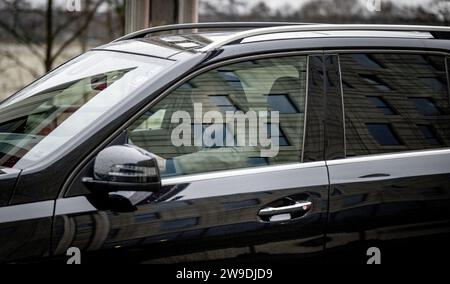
<box><xmin>258</xmin><ymin>201</ymin><xmax>313</xmax><ymax>217</ymax></box>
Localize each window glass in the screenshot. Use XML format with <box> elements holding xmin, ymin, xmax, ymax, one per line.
<box><xmin>341</xmin><ymin>53</ymin><xmax>450</xmax><ymax>157</ymax></box>
<box><xmin>352</xmin><ymin>54</ymin><xmax>384</xmax><ymax>69</ymax></box>
<box><xmin>128</xmin><ymin>56</ymin><xmax>308</xmax><ymax>177</ymax></box>
<box><xmin>417</xmin><ymin>124</ymin><xmax>441</xmax><ymax>145</ymax></box>
<box><xmin>367</xmin><ymin>96</ymin><xmax>396</xmax><ymax>115</ymax></box>
<box><xmin>0</xmin><ymin>51</ymin><xmax>171</xmax><ymax>168</ymax></box>
<box><xmin>366</xmin><ymin>123</ymin><xmax>402</xmax><ymax>146</ymax></box>
<box><xmin>409</xmin><ymin>97</ymin><xmax>442</xmax><ymax>116</ymax></box>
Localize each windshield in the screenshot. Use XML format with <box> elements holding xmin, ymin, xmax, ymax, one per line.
<box><xmin>0</xmin><ymin>51</ymin><xmax>173</xmax><ymax>169</ymax></box>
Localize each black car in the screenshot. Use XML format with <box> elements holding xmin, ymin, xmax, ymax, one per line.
<box><xmin>1</xmin><ymin>22</ymin><xmax>450</xmax><ymax>264</ymax></box>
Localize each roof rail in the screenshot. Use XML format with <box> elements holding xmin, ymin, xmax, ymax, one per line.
<box><xmin>112</xmin><ymin>22</ymin><xmax>315</xmax><ymax>43</ymax></box>
<box><xmin>200</xmin><ymin>24</ymin><xmax>450</xmax><ymax>52</ymax></box>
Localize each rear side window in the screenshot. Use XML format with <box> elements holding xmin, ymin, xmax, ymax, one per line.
<box><xmin>341</xmin><ymin>53</ymin><xmax>450</xmax><ymax>157</ymax></box>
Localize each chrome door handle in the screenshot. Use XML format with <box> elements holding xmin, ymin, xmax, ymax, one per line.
<box><xmin>258</xmin><ymin>201</ymin><xmax>313</xmax><ymax>217</ymax></box>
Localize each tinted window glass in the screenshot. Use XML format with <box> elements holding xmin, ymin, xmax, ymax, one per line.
<box><xmin>268</xmin><ymin>95</ymin><xmax>299</xmax><ymax>114</ymax></box>
<box><xmin>417</xmin><ymin>124</ymin><xmax>441</xmax><ymax>145</ymax></box>
<box><xmin>409</xmin><ymin>97</ymin><xmax>442</xmax><ymax>116</ymax></box>
<box><xmin>367</xmin><ymin>96</ymin><xmax>396</xmax><ymax>115</ymax></box>
<box><xmin>341</xmin><ymin>53</ymin><xmax>450</xmax><ymax>156</ymax></box>
<box><xmin>128</xmin><ymin>56</ymin><xmax>307</xmax><ymax>177</ymax></box>
<box><xmin>366</xmin><ymin>123</ymin><xmax>402</xmax><ymax>146</ymax></box>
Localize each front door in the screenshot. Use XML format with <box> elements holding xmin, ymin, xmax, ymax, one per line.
<box><xmin>52</xmin><ymin>53</ymin><xmax>330</xmax><ymax>264</ymax></box>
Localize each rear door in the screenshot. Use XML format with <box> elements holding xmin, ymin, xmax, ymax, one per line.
<box><xmin>52</xmin><ymin>53</ymin><xmax>330</xmax><ymax>264</ymax></box>
<box><xmin>326</xmin><ymin>51</ymin><xmax>450</xmax><ymax>264</ymax></box>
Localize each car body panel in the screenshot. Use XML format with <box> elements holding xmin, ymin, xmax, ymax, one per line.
<box><xmin>0</xmin><ymin>26</ymin><xmax>449</xmax><ymax>263</ymax></box>
<box><xmin>326</xmin><ymin>150</ymin><xmax>450</xmax><ymax>263</ymax></box>
<box><xmin>0</xmin><ymin>201</ymin><xmax>53</xmax><ymax>263</ymax></box>
<box><xmin>52</xmin><ymin>163</ymin><xmax>329</xmax><ymax>263</ymax></box>
<box><xmin>0</xmin><ymin>168</ymin><xmax>20</xmax><ymax>206</ymax></box>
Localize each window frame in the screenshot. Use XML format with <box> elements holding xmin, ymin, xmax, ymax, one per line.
<box><xmin>124</xmin><ymin>52</ymin><xmax>312</xmax><ymax>178</ymax></box>
<box><xmin>113</xmin><ymin>51</ymin><xmax>322</xmax><ymax>181</ymax></box>
<box><xmin>333</xmin><ymin>49</ymin><xmax>450</xmax><ymax>160</ymax></box>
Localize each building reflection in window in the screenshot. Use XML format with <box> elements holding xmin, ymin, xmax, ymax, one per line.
<box><xmin>341</xmin><ymin>53</ymin><xmax>450</xmax><ymax>156</ymax></box>
<box><xmin>366</xmin><ymin>123</ymin><xmax>402</xmax><ymax>146</ymax></box>
<box><xmin>417</xmin><ymin>124</ymin><xmax>441</xmax><ymax>145</ymax></box>
<box><xmin>367</xmin><ymin>96</ymin><xmax>396</xmax><ymax>115</ymax></box>
<box><xmin>409</xmin><ymin>97</ymin><xmax>442</xmax><ymax>116</ymax></box>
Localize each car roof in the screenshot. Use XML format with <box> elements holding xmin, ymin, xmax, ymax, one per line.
<box><xmin>95</xmin><ymin>23</ymin><xmax>450</xmax><ymax>61</ymax></box>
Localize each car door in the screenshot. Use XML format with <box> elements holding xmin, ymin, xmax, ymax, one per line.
<box><xmin>325</xmin><ymin>51</ymin><xmax>450</xmax><ymax>264</ymax></box>
<box><xmin>51</xmin><ymin>53</ymin><xmax>330</xmax><ymax>264</ymax></box>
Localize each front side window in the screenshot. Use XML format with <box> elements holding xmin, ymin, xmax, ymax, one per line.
<box><xmin>127</xmin><ymin>56</ymin><xmax>308</xmax><ymax>177</ymax></box>
<box><xmin>341</xmin><ymin>53</ymin><xmax>450</xmax><ymax>157</ymax></box>
<box><xmin>0</xmin><ymin>51</ymin><xmax>173</xmax><ymax>168</ymax></box>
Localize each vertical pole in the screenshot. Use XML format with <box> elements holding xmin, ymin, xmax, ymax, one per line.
<box><xmin>125</xmin><ymin>0</ymin><xmax>199</xmax><ymax>33</ymax></box>
<box><xmin>125</xmin><ymin>0</ymin><xmax>150</xmax><ymax>34</ymax></box>
<box><xmin>178</xmin><ymin>0</ymin><xmax>199</xmax><ymax>24</ymax></box>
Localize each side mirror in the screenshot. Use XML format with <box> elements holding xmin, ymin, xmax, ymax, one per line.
<box><xmin>82</xmin><ymin>145</ymin><xmax>161</xmax><ymax>195</ymax></box>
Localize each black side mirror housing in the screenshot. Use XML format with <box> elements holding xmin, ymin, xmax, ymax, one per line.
<box><xmin>82</xmin><ymin>144</ymin><xmax>161</xmax><ymax>195</ymax></box>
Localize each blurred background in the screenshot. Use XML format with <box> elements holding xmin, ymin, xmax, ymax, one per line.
<box><xmin>0</xmin><ymin>0</ymin><xmax>449</xmax><ymax>100</ymax></box>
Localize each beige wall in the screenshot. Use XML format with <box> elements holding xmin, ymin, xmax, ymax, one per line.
<box><xmin>0</xmin><ymin>44</ymin><xmax>84</xmax><ymax>101</ymax></box>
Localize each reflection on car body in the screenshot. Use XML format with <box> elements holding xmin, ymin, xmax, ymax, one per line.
<box><xmin>0</xmin><ymin>23</ymin><xmax>450</xmax><ymax>264</ymax></box>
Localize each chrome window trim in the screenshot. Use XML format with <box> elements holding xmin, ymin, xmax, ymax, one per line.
<box><xmin>162</xmin><ymin>161</ymin><xmax>326</xmax><ymax>186</ymax></box>
<box><xmin>326</xmin><ymin>148</ymin><xmax>450</xmax><ymax>166</ymax></box>
<box><xmin>61</xmin><ymin>50</ymin><xmax>320</xmax><ymax>197</ymax></box>
<box><xmin>337</xmin><ymin>54</ymin><xmax>347</xmax><ymax>157</ymax></box>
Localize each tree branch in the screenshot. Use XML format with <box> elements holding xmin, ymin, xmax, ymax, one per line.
<box><xmin>51</xmin><ymin>0</ymin><xmax>106</xmax><ymax>62</ymax></box>
<box><xmin>0</xmin><ymin>50</ymin><xmax>41</xmax><ymax>78</ymax></box>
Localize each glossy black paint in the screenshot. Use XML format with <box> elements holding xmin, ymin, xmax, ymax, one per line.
<box><xmin>326</xmin><ymin>153</ymin><xmax>450</xmax><ymax>263</ymax></box>
<box><xmin>0</xmin><ymin>30</ymin><xmax>449</xmax><ymax>263</ymax></box>
<box><xmin>0</xmin><ymin>167</ymin><xmax>20</xmax><ymax>206</ymax></box>
<box><xmin>0</xmin><ymin>200</ymin><xmax>53</xmax><ymax>263</ymax></box>
<box><xmin>53</xmin><ymin>164</ymin><xmax>329</xmax><ymax>263</ymax></box>
<box><xmin>0</xmin><ymin>217</ymin><xmax>53</xmax><ymax>263</ymax></box>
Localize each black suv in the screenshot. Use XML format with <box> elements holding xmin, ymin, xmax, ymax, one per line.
<box><xmin>1</xmin><ymin>23</ymin><xmax>450</xmax><ymax>264</ymax></box>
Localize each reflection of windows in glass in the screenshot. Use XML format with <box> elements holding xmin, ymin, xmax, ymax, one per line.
<box><xmin>342</xmin><ymin>80</ymin><xmax>354</xmax><ymax>89</ymax></box>
<box><xmin>360</xmin><ymin>74</ymin><xmax>392</xmax><ymax>91</ymax></box>
<box><xmin>267</xmin><ymin>95</ymin><xmax>299</xmax><ymax>114</ymax></box>
<box><xmin>267</xmin><ymin>123</ymin><xmax>290</xmax><ymax>146</ymax></box>
<box><xmin>219</xmin><ymin>71</ymin><xmax>243</xmax><ymax>89</ymax></box>
<box><xmin>420</xmin><ymin>77</ymin><xmax>446</xmax><ymax>92</ymax></box>
<box><xmin>409</xmin><ymin>97</ymin><xmax>442</xmax><ymax>116</ymax></box>
<box><xmin>209</xmin><ymin>95</ymin><xmax>239</xmax><ymax>112</ymax></box>
<box><xmin>352</xmin><ymin>54</ymin><xmax>384</xmax><ymax>69</ymax></box>
<box><xmin>342</xmin><ymin>53</ymin><xmax>450</xmax><ymax>157</ymax></box>
<box><xmin>366</xmin><ymin>123</ymin><xmax>402</xmax><ymax>146</ymax></box>
<box><xmin>417</xmin><ymin>124</ymin><xmax>441</xmax><ymax>145</ymax></box>
<box><xmin>367</xmin><ymin>96</ymin><xmax>396</xmax><ymax>115</ymax></box>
